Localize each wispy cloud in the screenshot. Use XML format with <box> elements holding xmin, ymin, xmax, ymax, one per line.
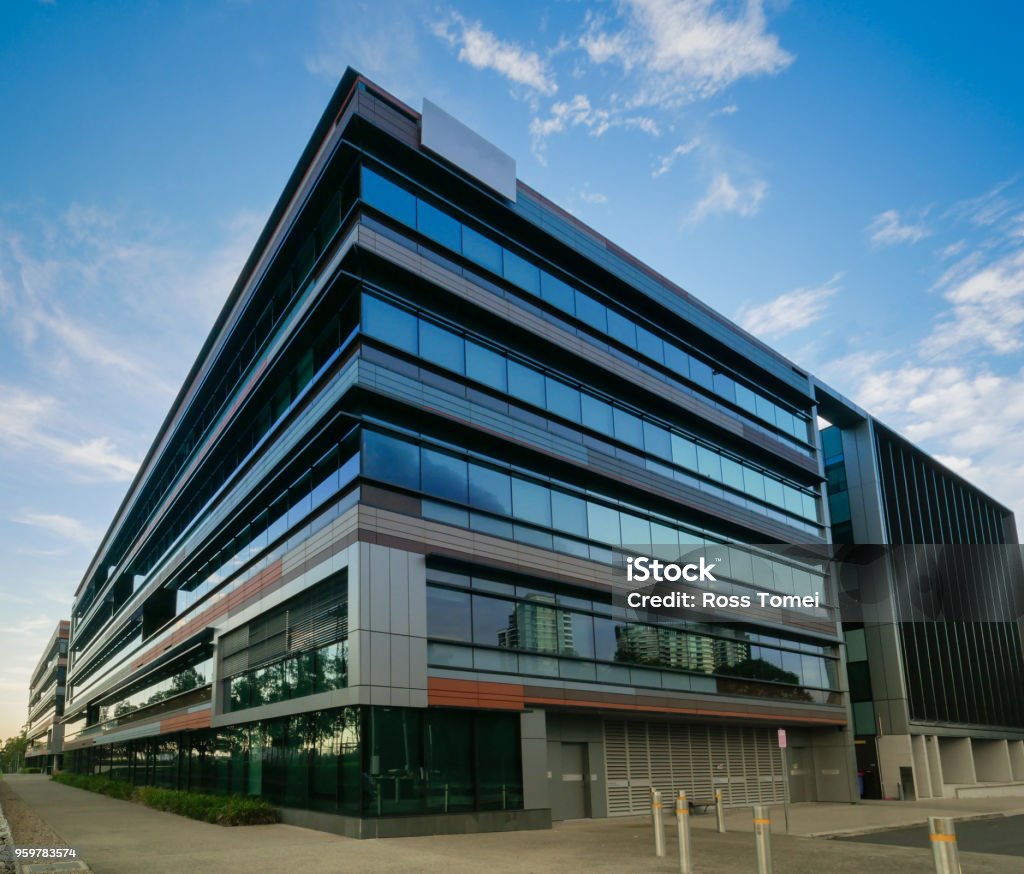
<box><xmin>922</xmin><ymin>249</ymin><xmax>1024</xmax><ymax>358</ymax></box>
<box><xmin>652</xmin><ymin>137</ymin><xmax>701</xmax><ymax>177</ymax></box>
<box><xmin>12</xmin><ymin>512</ymin><xmax>99</xmax><ymax>546</ymax></box>
<box><xmin>578</xmin><ymin>188</ymin><xmax>609</xmax><ymax>205</ymax></box>
<box><xmin>0</xmin><ymin>385</ymin><xmax>139</xmax><ymax>482</ymax></box>
<box><xmin>865</xmin><ymin>208</ymin><xmax>931</xmax><ymax>247</ymax></box>
<box><xmin>690</xmin><ymin>172</ymin><xmax>767</xmax><ymax>221</ymax></box>
<box><xmin>736</xmin><ymin>274</ymin><xmax>841</xmax><ymax>340</ymax></box>
<box><xmin>433</xmin><ymin>11</ymin><xmax>557</xmax><ymax>96</ymax></box>
<box><xmin>579</xmin><ymin>0</ymin><xmax>794</xmax><ymax>108</ymax></box>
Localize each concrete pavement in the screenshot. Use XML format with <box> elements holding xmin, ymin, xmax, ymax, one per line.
<box><xmin>4</xmin><ymin>775</ymin><xmax>1024</xmax><ymax>874</ymax></box>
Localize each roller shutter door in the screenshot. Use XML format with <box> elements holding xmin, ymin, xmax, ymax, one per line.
<box><xmin>603</xmin><ymin>719</ymin><xmax>785</xmax><ymax>815</ymax></box>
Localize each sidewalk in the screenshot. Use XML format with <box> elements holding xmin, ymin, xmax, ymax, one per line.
<box><xmin>3</xmin><ymin>775</ymin><xmax>1023</xmax><ymax>874</ymax></box>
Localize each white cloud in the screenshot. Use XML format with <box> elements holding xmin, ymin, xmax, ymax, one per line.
<box><xmin>652</xmin><ymin>137</ymin><xmax>701</xmax><ymax>177</ymax></box>
<box><xmin>579</xmin><ymin>189</ymin><xmax>609</xmax><ymax>205</ymax></box>
<box><xmin>12</xmin><ymin>512</ymin><xmax>98</xmax><ymax>547</ymax></box>
<box><xmin>0</xmin><ymin>385</ymin><xmax>140</xmax><ymax>483</ymax></box>
<box><xmin>579</xmin><ymin>0</ymin><xmax>793</xmax><ymax>108</ymax></box>
<box><xmin>690</xmin><ymin>172</ymin><xmax>767</xmax><ymax>221</ymax></box>
<box><xmin>922</xmin><ymin>249</ymin><xmax>1024</xmax><ymax>358</ymax></box>
<box><xmin>433</xmin><ymin>12</ymin><xmax>557</xmax><ymax>96</ymax></box>
<box><xmin>735</xmin><ymin>274</ymin><xmax>840</xmax><ymax>340</ymax></box>
<box><xmin>865</xmin><ymin>208</ymin><xmax>930</xmax><ymax>247</ymax></box>
<box><xmin>528</xmin><ymin>93</ymin><xmax>660</xmax><ymax>159</ymax></box>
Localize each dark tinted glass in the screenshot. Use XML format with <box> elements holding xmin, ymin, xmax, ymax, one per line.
<box><xmin>362</xmin><ymin>295</ymin><xmax>417</xmax><ymax>354</ymax></box>
<box><xmin>540</xmin><ymin>272</ymin><xmax>575</xmax><ymax>311</ymax></box>
<box><xmin>417</xmin><ymin>199</ymin><xmax>462</xmax><ymax>251</ymax></box>
<box><xmin>503</xmin><ymin>249</ymin><xmax>540</xmax><ymax>295</ymax></box>
<box><xmin>362</xmin><ymin>168</ymin><xmax>416</xmax><ymax>226</ymax></box>
<box><xmin>363</xmin><ymin>432</ymin><xmax>419</xmax><ymax>490</ymax></box>
<box><xmin>462</xmin><ymin>226</ymin><xmax>502</xmax><ymax>274</ymax></box>
<box><xmin>426</xmin><ymin>587</ymin><xmax>472</xmax><ymax>641</ymax></box>
<box><xmin>422</xmin><ymin>449</ymin><xmax>468</xmax><ymax>503</ymax></box>
<box><xmin>419</xmin><ymin>321</ymin><xmax>465</xmax><ymax>373</ymax></box>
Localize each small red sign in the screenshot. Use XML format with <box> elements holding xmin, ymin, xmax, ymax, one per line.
<box><xmin>777</xmin><ymin>728</ymin><xmax>787</xmax><ymax>748</ymax></box>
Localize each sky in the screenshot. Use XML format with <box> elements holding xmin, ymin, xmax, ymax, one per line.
<box><xmin>1</xmin><ymin>0</ymin><xmax>1023</xmax><ymax>738</ymax></box>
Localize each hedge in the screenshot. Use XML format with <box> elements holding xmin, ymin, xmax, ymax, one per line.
<box><xmin>52</xmin><ymin>773</ymin><xmax>278</xmax><ymax>826</ymax></box>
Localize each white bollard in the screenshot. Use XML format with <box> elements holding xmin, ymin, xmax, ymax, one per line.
<box><xmin>715</xmin><ymin>788</ymin><xmax>726</xmax><ymax>833</ymax></box>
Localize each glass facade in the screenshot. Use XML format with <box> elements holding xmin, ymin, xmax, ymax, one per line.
<box><xmin>363</xmin><ymin>293</ymin><xmax>819</xmax><ymax>529</ymax></box>
<box><xmin>360</xmin><ymin>166</ymin><xmax>811</xmax><ymax>447</ymax></box>
<box><xmin>426</xmin><ymin>566</ymin><xmax>839</xmax><ymax>704</ymax></box>
<box><xmin>64</xmin><ymin>706</ymin><xmax>523</xmax><ymax>818</ymax></box>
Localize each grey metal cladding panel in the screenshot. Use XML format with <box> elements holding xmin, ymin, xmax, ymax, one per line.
<box><xmin>421</xmin><ymin>99</ymin><xmax>516</xmax><ymax>202</ymax></box>
<box><xmin>356</xmin><ymin>227</ymin><xmax>816</xmax><ymax>474</ymax></box>
<box><xmin>354</xmin><ymin>91</ymin><xmax>419</xmax><ymax>149</ymax></box>
<box><xmin>358</xmin><ymin>360</ymin><xmax>821</xmax><ymax>544</ymax></box>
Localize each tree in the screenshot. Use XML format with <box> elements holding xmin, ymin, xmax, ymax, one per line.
<box><xmin>0</xmin><ymin>732</ymin><xmax>30</xmax><ymax>773</ymax></box>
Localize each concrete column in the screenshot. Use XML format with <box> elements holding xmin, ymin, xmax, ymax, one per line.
<box><xmin>973</xmin><ymin>739</ymin><xmax>1012</xmax><ymax>783</ymax></box>
<box><xmin>911</xmin><ymin>735</ymin><xmax>932</xmax><ymax>799</ymax></box>
<box><xmin>938</xmin><ymin>737</ymin><xmax>976</xmax><ymax>787</ymax></box>
<box><xmin>876</xmin><ymin>735</ymin><xmax>913</xmax><ymax>799</ymax></box>
<box><xmin>926</xmin><ymin>736</ymin><xmax>945</xmax><ymax>798</ymax></box>
<box><xmin>1009</xmin><ymin>741</ymin><xmax>1024</xmax><ymax>781</ymax></box>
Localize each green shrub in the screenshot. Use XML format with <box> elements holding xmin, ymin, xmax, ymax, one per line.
<box><xmin>22</xmin><ymin>767</ymin><xmax>42</xmax><ymax>774</ymax></box>
<box><xmin>52</xmin><ymin>773</ymin><xmax>278</xmax><ymax>826</ymax></box>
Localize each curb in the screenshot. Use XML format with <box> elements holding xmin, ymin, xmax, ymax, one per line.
<box><xmin>811</xmin><ymin>807</ymin><xmax>1024</xmax><ymax>839</ymax></box>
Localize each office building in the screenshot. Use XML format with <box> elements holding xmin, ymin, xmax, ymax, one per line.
<box><xmin>58</xmin><ymin>66</ymin><xmax>1022</xmax><ymax>836</ymax></box>
<box><xmin>25</xmin><ymin>621</ymin><xmax>70</xmax><ymax>774</ymax></box>
<box><xmin>817</xmin><ymin>385</ymin><xmax>1024</xmax><ymax>799</ymax></box>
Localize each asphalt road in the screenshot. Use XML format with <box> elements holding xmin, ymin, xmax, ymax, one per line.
<box><xmin>839</xmin><ymin>814</ymin><xmax>1024</xmax><ymax>857</ymax></box>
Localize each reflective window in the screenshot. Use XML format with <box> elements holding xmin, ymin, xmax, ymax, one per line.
<box><xmin>512</xmin><ymin>479</ymin><xmax>551</xmax><ymax>528</ymax></box>
<box><xmin>472</xmin><ymin>594</ymin><xmax>514</xmax><ymax>647</ymax></box>
<box><xmin>363</xmin><ymin>431</ymin><xmax>420</xmax><ymax>490</ymax></box>
<box><xmin>462</xmin><ymin>225</ymin><xmax>502</xmax><ymax>274</ymax></box>
<box><xmin>426</xmin><ymin>587</ymin><xmax>472</xmax><ymax>641</ymax></box>
<box><xmin>363</xmin><ymin>295</ymin><xmax>417</xmax><ymax>354</ymax></box>
<box><xmin>465</xmin><ymin>341</ymin><xmax>507</xmax><ymax>392</ymax></box>
<box><xmin>581</xmin><ymin>394</ymin><xmax>614</xmax><ymax>433</ymax></box>
<box><xmin>508</xmin><ymin>360</ymin><xmax>546</xmax><ymax>407</ymax></box>
<box><xmin>362</xmin><ymin>168</ymin><xmax>416</xmax><ymax>226</ymax></box>
<box><xmin>613</xmin><ymin>407</ymin><xmax>644</xmax><ymax>448</ymax></box>
<box><xmin>419</xmin><ymin>321</ymin><xmax>464</xmax><ymax>374</ymax></box>
<box><xmin>540</xmin><ymin>272</ymin><xmax>574</xmax><ymax>311</ymax></box>
<box><xmin>545</xmin><ymin>377</ymin><xmax>581</xmax><ymax>423</ymax></box>
<box><xmin>417</xmin><ymin>199</ymin><xmax>462</xmax><ymax>251</ymax></box>
<box><xmin>468</xmin><ymin>464</ymin><xmax>512</xmax><ymax>515</ymax></box>
<box><xmin>503</xmin><ymin>249</ymin><xmax>540</xmax><ymax>295</ymax></box>
<box><xmin>422</xmin><ymin>449</ymin><xmax>468</xmax><ymax>504</ymax></box>
<box><xmin>551</xmin><ymin>491</ymin><xmax>588</xmax><ymax>538</ymax></box>
<box><xmin>574</xmin><ymin>291</ymin><xmax>607</xmax><ymax>332</ymax></box>
<box><xmin>607</xmin><ymin>309</ymin><xmax>637</xmax><ymax>348</ymax></box>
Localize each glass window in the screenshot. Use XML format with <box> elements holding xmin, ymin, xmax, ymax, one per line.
<box><xmin>560</xmin><ymin>612</ymin><xmax>595</xmax><ymax>659</ymax></box>
<box><xmin>696</xmin><ymin>446</ymin><xmax>721</xmax><ymax>482</ymax></box>
<box><xmin>545</xmin><ymin>377</ymin><xmax>581</xmax><ymax>423</ymax></box>
<box><xmin>468</xmin><ymin>464</ymin><xmax>512</xmax><ymax>515</ymax></box>
<box><xmin>664</xmin><ymin>344</ymin><xmax>690</xmax><ymax>380</ymax></box>
<box><xmin>425</xmin><ymin>711</ymin><xmax>474</xmax><ymax>813</ymax></box>
<box><xmin>606</xmin><ymin>309</ymin><xmax>637</xmax><ymax>348</ymax></box>
<box><xmin>540</xmin><ymin>272</ymin><xmax>574</xmax><ymax>312</ymax></box>
<box><xmin>508</xmin><ymin>360</ymin><xmax>546</xmax><ymax>407</ymax></box>
<box><xmin>475</xmin><ymin>712</ymin><xmax>523</xmax><ymax>811</ymax></box>
<box><xmin>581</xmin><ymin>393</ymin><xmax>614</xmax><ymax>433</ymax></box>
<box><xmin>422</xmin><ymin>449</ymin><xmax>468</xmax><ymax>504</ymax></box>
<box><xmin>764</xmin><ymin>477</ymin><xmax>786</xmax><ymax>508</ymax></box>
<box><xmin>587</xmin><ymin>502</ymin><xmax>621</xmax><ymax>546</ymax></box>
<box><xmin>671</xmin><ymin>433</ymin><xmax>698</xmax><ymax>470</ymax></box>
<box><xmin>466</xmin><ymin>341</ymin><xmax>507</xmax><ymax>392</ymax></box>
<box><xmin>551</xmin><ymin>491</ymin><xmax>588</xmax><ymax>538</ymax></box>
<box><xmin>419</xmin><ymin>321</ymin><xmax>465</xmax><ymax>374</ymax></box>
<box><xmin>620</xmin><ymin>513</ymin><xmax>651</xmax><ymax>548</ymax></box>
<box><xmin>512</xmin><ymin>479</ymin><xmax>551</xmax><ymax>527</ymax></box>
<box><xmin>362</xmin><ymin>168</ymin><xmax>416</xmax><ymax>227</ymax></box>
<box><xmin>642</xmin><ymin>421</ymin><xmax>671</xmax><ymax>460</ymax></box>
<box><xmin>472</xmin><ymin>594</ymin><xmax>515</xmax><ymax>647</ymax></box>
<box><xmin>735</xmin><ymin>383</ymin><xmax>758</xmax><ymax>415</ymax></box>
<box><xmin>721</xmin><ymin>457</ymin><xmax>745</xmax><ymax>492</ymax></box>
<box><xmin>502</xmin><ymin>249</ymin><xmax>540</xmax><ymax>295</ymax></box>
<box><xmin>416</xmin><ymin>199</ymin><xmax>462</xmax><ymax>252</ymax></box>
<box><xmin>613</xmin><ymin>407</ymin><xmax>644</xmax><ymax>448</ymax></box>
<box><xmin>427</xmin><ymin>587</ymin><xmax>472</xmax><ymax>641</ymax></box>
<box><xmin>462</xmin><ymin>226</ymin><xmax>502</xmax><ymax>274</ymax></box>
<box><xmin>742</xmin><ymin>467</ymin><xmax>766</xmax><ymax>501</ymax></box>
<box><xmin>362</xmin><ymin>295</ymin><xmax>417</xmax><ymax>354</ymax></box>
<box><xmin>755</xmin><ymin>394</ymin><xmax>777</xmax><ymax>427</ymax></box>
<box><xmin>635</xmin><ymin>325</ymin><xmax>664</xmax><ymax>364</ymax></box>
<box><xmin>574</xmin><ymin>291</ymin><xmax>607</xmax><ymax>332</ymax></box>
<box><xmin>784</xmin><ymin>485</ymin><xmax>805</xmax><ymax>517</ymax></box>
<box><xmin>363</xmin><ymin>432</ymin><xmax>419</xmax><ymax>490</ymax></box>
<box><xmin>713</xmin><ymin>372</ymin><xmax>736</xmax><ymax>404</ymax></box>
<box><xmin>366</xmin><ymin>708</ymin><xmax>424</xmax><ymax>816</ymax></box>
<box><xmin>690</xmin><ymin>357</ymin><xmax>714</xmax><ymax>391</ymax></box>
<box><xmin>802</xmin><ymin>492</ymin><xmax>818</xmax><ymax>521</ymax></box>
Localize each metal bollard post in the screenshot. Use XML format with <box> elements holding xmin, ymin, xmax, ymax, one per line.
<box><xmin>928</xmin><ymin>817</ymin><xmax>961</xmax><ymax>874</ymax></box>
<box><xmin>651</xmin><ymin>789</ymin><xmax>666</xmax><ymax>857</ymax></box>
<box><xmin>676</xmin><ymin>791</ymin><xmax>693</xmax><ymax>874</ymax></box>
<box><xmin>753</xmin><ymin>804</ymin><xmax>773</xmax><ymax>874</ymax></box>
<box><xmin>715</xmin><ymin>788</ymin><xmax>726</xmax><ymax>833</ymax></box>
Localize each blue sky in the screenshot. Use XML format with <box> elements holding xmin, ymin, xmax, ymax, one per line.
<box><xmin>2</xmin><ymin>0</ymin><xmax>1022</xmax><ymax>737</ymax></box>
